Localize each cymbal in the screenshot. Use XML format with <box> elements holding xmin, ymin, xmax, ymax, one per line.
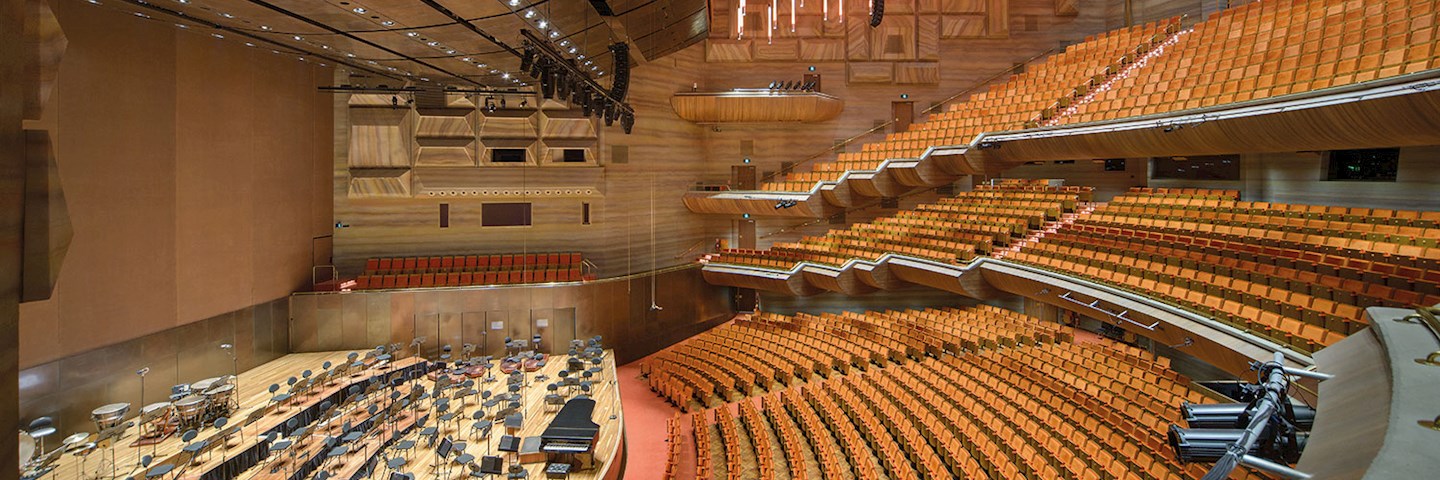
<box><xmin>61</xmin><ymin>432</ymin><xmax>92</xmax><ymax>445</ymax></box>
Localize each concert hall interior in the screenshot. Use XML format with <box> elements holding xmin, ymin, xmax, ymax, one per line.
<box><xmin>5</xmin><ymin>1</ymin><xmax>1440</xmax><ymax>480</ymax></box>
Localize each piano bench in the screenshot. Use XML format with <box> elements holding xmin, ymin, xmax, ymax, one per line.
<box><xmin>544</xmin><ymin>463</ymin><xmax>571</xmax><ymax>479</ymax></box>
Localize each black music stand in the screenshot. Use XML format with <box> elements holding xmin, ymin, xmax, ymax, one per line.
<box><xmin>479</xmin><ymin>456</ymin><xmax>504</xmax><ymax>474</ymax></box>
<box><xmin>498</xmin><ymin>434</ymin><xmax>521</xmax><ymax>463</ymax></box>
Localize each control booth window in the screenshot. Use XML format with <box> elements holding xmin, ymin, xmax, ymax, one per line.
<box><xmin>562</xmin><ymin>149</ymin><xmax>587</xmax><ymax>163</ymax></box>
<box><xmin>1151</xmin><ymin>155</ymin><xmax>1241</xmax><ymax>180</ymax></box>
<box><xmin>482</xmin><ymin>203</ymin><xmax>532</xmax><ymax>227</ymax></box>
<box><xmin>1327</xmin><ymin>148</ymin><xmax>1399</xmax><ymax>182</ymax></box>
<box><xmin>491</xmin><ymin>148</ymin><xmax>527</xmax><ymax>163</ymax></box>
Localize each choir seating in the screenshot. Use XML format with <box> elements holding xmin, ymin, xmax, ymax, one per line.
<box><xmin>674</xmin><ymin>308</ymin><xmax>1267</xmax><ymax>479</ymax></box>
<box><xmin>709</xmin><ymin>185</ymin><xmax>1087</xmax><ymax>270</ymax></box>
<box><xmin>354</xmin><ymin>252</ymin><xmax>585</xmax><ymax>289</ymax></box>
<box><xmin>1060</xmin><ymin>0</ymin><xmax>1440</xmax><ymax>124</ymax></box>
<box><xmin>759</xmin><ymin>20</ymin><xmax>1181</xmax><ymax>192</ymax></box>
<box><xmin>1009</xmin><ymin>188</ymin><xmax>1440</xmax><ymax>354</ymax></box>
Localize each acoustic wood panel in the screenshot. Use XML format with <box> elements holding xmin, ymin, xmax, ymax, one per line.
<box><xmin>944</xmin><ymin>0</ymin><xmax>988</xmax><ymax>14</ymax></box>
<box><xmin>348</xmin><ymin>168</ymin><xmax>412</xmax><ymax>198</ymax></box>
<box><xmin>871</xmin><ymin>15</ymin><xmax>919</xmax><ymax>61</ymax></box>
<box><xmin>845</xmin><ymin>16</ymin><xmax>871</xmax><ymax>60</ymax></box>
<box><xmin>895</xmin><ymin>62</ymin><xmax>942</xmax><ymax>84</ymax></box>
<box><xmin>414</xmin><ymin>113</ymin><xmax>472</xmax><ymax>139</ymax></box>
<box><xmin>942</xmin><ymin>14</ymin><xmax>988</xmax><ymax>38</ymax></box>
<box><xmin>848</xmin><ymin>61</ymin><xmax>895</xmax><ymax>83</ymax></box>
<box><xmin>917</xmin><ymin>15</ymin><xmax>941</xmax><ymax>60</ymax></box>
<box><xmin>799</xmin><ymin>38</ymin><xmax>847</xmax><ymax>61</ymax></box>
<box><xmin>413</xmin><ymin>146</ymin><xmax>474</xmax><ymax>167</ymax></box>
<box><xmin>753</xmin><ymin>39</ymin><xmax>801</xmax><ymax>61</ymax></box>
<box><xmin>706</xmin><ymin>39</ymin><xmax>754</xmax><ymax>62</ymax></box>
<box><xmin>1056</xmin><ymin>0</ymin><xmax>1081</xmax><ymax>16</ymax></box>
<box><xmin>671</xmin><ymin>92</ymin><xmax>845</xmax><ymax>123</ymax></box>
<box><xmin>987</xmin><ymin>0</ymin><xmax>1010</xmax><ymax>38</ymax></box>
<box><xmin>348</xmin><ymin>108</ymin><xmax>412</xmax><ymax>168</ymax></box>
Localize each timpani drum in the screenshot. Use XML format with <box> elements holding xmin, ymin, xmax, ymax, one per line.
<box><xmin>140</xmin><ymin>402</ymin><xmax>174</xmax><ymax>437</ymax></box>
<box><xmin>191</xmin><ymin>376</ymin><xmax>223</xmax><ymax>392</ymax></box>
<box><xmin>18</xmin><ymin>431</ymin><xmax>35</xmax><ymax>472</ymax></box>
<box><xmin>173</xmin><ymin>395</ymin><xmax>208</xmax><ymax>429</ymax></box>
<box><xmin>90</xmin><ymin>403</ymin><xmax>130</xmax><ymax>432</ymax></box>
<box><xmin>203</xmin><ymin>384</ymin><xmax>236</xmax><ymax>417</ymax></box>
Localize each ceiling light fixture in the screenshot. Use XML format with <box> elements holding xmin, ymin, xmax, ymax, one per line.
<box><xmin>380</xmin><ymin>20</ymin><xmax>395</xmax><ymax>26</ymax></box>
<box><xmin>549</xmin><ymin>31</ymin><xmax>559</xmax><ymax>39</ymax></box>
<box><xmin>352</xmin><ymin>7</ymin><xmax>366</xmax><ymax>14</ymax></box>
<box><xmin>537</xmin><ymin>20</ymin><xmax>547</xmax><ymax>29</ymax></box>
<box><xmin>220</xmin><ymin>12</ymin><xmax>235</xmax><ymax>18</ymax></box>
<box><xmin>406</xmin><ymin>32</ymin><xmax>419</xmax><ymax>37</ymax></box>
<box><xmin>260</xmin><ymin>25</ymin><xmax>271</xmax><ymax>31</ymax></box>
<box><xmin>509</xmin><ymin>0</ymin><xmax>520</xmax><ymax>6</ymax></box>
<box><xmin>293</xmin><ymin>35</ymin><xmax>304</xmax><ymax>41</ymax></box>
<box><xmin>524</xmin><ymin>10</ymin><xmax>536</xmax><ymax>19</ymax></box>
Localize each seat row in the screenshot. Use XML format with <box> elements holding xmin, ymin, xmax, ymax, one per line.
<box><xmin>363</xmin><ymin>252</ymin><xmax>583</xmax><ymax>275</ymax></box>
<box><xmin>683</xmin><ymin>307</ymin><xmax>1267</xmax><ymax>479</ymax></box>
<box><xmin>710</xmin><ymin>187</ymin><xmax>1080</xmax><ymax>270</ymax></box>
<box><xmin>1062</xmin><ymin>0</ymin><xmax>1440</xmax><ymax>124</ymax></box>
<box><xmin>353</xmin><ymin>267</ymin><xmax>583</xmax><ymax>290</ymax></box>
<box><xmin>759</xmin><ymin>19</ymin><xmax>1180</xmax><ymax>191</ymax></box>
<box><xmin>642</xmin><ymin>305</ymin><xmax>1070</xmax><ymax>409</ymax></box>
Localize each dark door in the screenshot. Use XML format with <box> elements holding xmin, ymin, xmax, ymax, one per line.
<box><xmin>892</xmin><ymin>101</ymin><xmax>914</xmax><ymax>133</ymax></box>
<box><xmin>732</xmin><ymin>165</ymin><xmax>757</xmax><ymax>190</ymax></box>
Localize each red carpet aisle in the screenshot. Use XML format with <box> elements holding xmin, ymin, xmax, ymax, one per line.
<box><xmin>618</xmin><ymin>358</ymin><xmax>693</xmax><ymax>479</ymax></box>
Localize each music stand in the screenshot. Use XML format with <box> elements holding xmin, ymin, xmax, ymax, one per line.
<box><xmin>436</xmin><ymin>437</ymin><xmax>455</xmax><ymax>477</ymax></box>
<box><xmin>498</xmin><ymin>435</ymin><xmax>521</xmax><ymax>464</ymax></box>
<box><xmin>479</xmin><ymin>456</ymin><xmax>504</xmax><ymax>474</ymax></box>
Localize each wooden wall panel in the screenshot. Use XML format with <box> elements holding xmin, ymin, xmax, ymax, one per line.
<box><xmin>18</xmin><ymin>3</ymin><xmax>332</xmax><ymax>367</ymax></box>
<box><xmin>917</xmin><ymin>15</ymin><xmax>941</xmax><ymax>60</ymax></box>
<box><xmin>845</xmin><ymin>17</ymin><xmax>871</xmax><ymax>60</ymax></box>
<box><xmin>871</xmin><ymin>15</ymin><xmax>920</xmax><ymax>61</ymax></box>
<box><xmin>349</xmin><ymin>109</ymin><xmax>411</xmax><ymax>168</ymax></box>
<box><xmin>941</xmin><ymin>14</ymin><xmax>989</xmax><ymax>38</ymax></box>
<box><xmin>706</xmin><ymin>39</ymin><xmax>753</xmax><ymax>62</ymax></box>
<box><xmin>987</xmin><ymin>0</ymin><xmax>1010</xmax><ymax>38</ymax></box>
<box><xmin>848</xmin><ymin>62</ymin><xmax>896</xmax><ymax>83</ymax></box>
<box><xmin>753</xmin><ymin>39</ymin><xmax>801</xmax><ymax>61</ymax></box>
<box><xmin>1056</xmin><ymin>0</ymin><xmax>1081</xmax><ymax>16</ymax></box>
<box><xmin>895</xmin><ymin>62</ymin><xmax>942</xmax><ymax>84</ymax></box>
<box><xmin>799</xmin><ymin>38</ymin><xmax>848</xmax><ymax>61</ymax></box>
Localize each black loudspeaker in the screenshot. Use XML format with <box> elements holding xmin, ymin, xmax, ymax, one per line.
<box><xmin>621</xmin><ymin>113</ymin><xmax>634</xmax><ymax>134</ymax></box>
<box><xmin>587</xmin><ymin>0</ymin><xmax>615</xmax><ymax>16</ymax></box>
<box><xmin>608</xmin><ymin>42</ymin><xmax>630</xmax><ymax>102</ymax></box>
<box><xmin>870</xmin><ymin>0</ymin><xmax>885</xmax><ymax>27</ymax></box>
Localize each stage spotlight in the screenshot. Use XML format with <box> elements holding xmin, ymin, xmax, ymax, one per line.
<box><xmin>1180</xmin><ymin>403</ymin><xmax>1250</xmax><ymax>429</ymax></box>
<box><xmin>1168</xmin><ymin>427</ymin><xmax>1253</xmax><ymax>464</ymax></box>
<box><xmin>621</xmin><ymin>112</ymin><xmax>634</xmax><ymax>134</ymax></box>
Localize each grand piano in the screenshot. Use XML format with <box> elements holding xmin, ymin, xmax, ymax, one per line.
<box><xmin>540</xmin><ymin>398</ymin><xmax>600</xmax><ymax>472</ymax></box>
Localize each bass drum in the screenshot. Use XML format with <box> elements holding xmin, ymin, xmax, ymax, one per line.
<box><xmin>18</xmin><ymin>430</ymin><xmax>35</xmax><ymax>470</ymax></box>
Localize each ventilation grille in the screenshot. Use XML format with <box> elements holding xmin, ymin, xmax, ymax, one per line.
<box><xmin>611</xmin><ymin>145</ymin><xmax>629</xmax><ymax>164</ymax></box>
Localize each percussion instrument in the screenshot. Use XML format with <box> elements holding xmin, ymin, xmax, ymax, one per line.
<box><xmin>18</xmin><ymin>431</ymin><xmax>35</xmax><ymax>471</ymax></box>
<box><xmin>62</xmin><ymin>432</ymin><xmax>93</xmax><ymax>448</ymax></box>
<box><xmin>90</xmin><ymin>402</ymin><xmax>130</xmax><ymax>431</ymax></box>
<box><xmin>140</xmin><ymin>402</ymin><xmax>174</xmax><ymax>437</ymax></box>
<box><xmin>203</xmin><ymin>384</ymin><xmax>237</xmax><ymax>417</ymax></box>
<box><xmin>191</xmin><ymin>376</ymin><xmax>223</xmax><ymax>392</ymax></box>
<box><xmin>174</xmin><ymin>395</ymin><xmax>209</xmax><ymax>429</ymax></box>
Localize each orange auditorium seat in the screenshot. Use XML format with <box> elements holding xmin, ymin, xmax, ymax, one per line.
<box><xmin>459</xmin><ymin>272</ymin><xmax>473</xmax><ymax>285</ymax></box>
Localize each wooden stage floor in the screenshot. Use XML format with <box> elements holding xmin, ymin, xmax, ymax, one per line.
<box><xmin>30</xmin><ymin>349</ymin><xmax>624</xmax><ymax>480</ymax></box>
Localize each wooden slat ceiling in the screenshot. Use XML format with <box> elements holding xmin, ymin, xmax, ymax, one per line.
<box><xmin>99</xmin><ymin>0</ymin><xmax>707</xmax><ymax>90</ymax></box>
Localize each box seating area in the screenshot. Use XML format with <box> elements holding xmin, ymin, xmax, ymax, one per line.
<box><xmin>676</xmin><ymin>308</ymin><xmax>1263</xmax><ymax>480</ymax></box>
<box><xmin>642</xmin><ymin>305</ymin><xmax>1068</xmax><ymax>410</ymax></box>
<box><xmin>759</xmin><ymin>21</ymin><xmax>1179</xmax><ymax>192</ymax></box>
<box><xmin>354</xmin><ymin>252</ymin><xmax>584</xmax><ymax>289</ymax></box>
<box><xmin>1009</xmin><ymin>189</ymin><xmax>1440</xmax><ymax>354</ymax></box>
<box><xmin>1062</xmin><ymin>0</ymin><xmax>1440</xmax><ymax>124</ymax></box>
<box><xmin>710</xmin><ymin>187</ymin><xmax>1082</xmax><ymax>270</ymax></box>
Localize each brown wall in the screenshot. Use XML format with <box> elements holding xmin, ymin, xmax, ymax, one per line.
<box><xmin>5</xmin><ymin>0</ymin><xmax>25</xmax><ymax>475</ymax></box>
<box><xmin>18</xmin><ymin>298</ymin><xmax>289</xmax><ymax>442</ymax></box>
<box><xmin>17</xmin><ymin>1</ymin><xmax>334</xmax><ymax>369</ymax></box>
<box><xmin>1147</xmin><ymin>146</ymin><xmax>1440</xmax><ymax>211</ymax></box>
<box><xmin>331</xmin><ymin>48</ymin><xmax>732</xmax><ymax>279</ymax></box>
<box><xmin>289</xmin><ymin>266</ymin><xmax>734</xmax><ymax>365</ymax></box>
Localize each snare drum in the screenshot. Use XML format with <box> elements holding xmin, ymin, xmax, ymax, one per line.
<box><xmin>90</xmin><ymin>403</ymin><xmax>130</xmax><ymax>432</ymax></box>
<box><xmin>173</xmin><ymin>395</ymin><xmax>208</xmax><ymax>428</ymax></box>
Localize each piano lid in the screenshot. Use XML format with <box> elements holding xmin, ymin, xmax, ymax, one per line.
<box><xmin>541</xmin><ymin>398</ymin><xmax>599</xmax><ymax>443</ymax></box>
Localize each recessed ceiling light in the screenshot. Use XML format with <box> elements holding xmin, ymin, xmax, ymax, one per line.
<box><xmin>508</xmin><ymin>0</ymin><xmax>520</xmax><ymax>6</ymax></box>
<box><xmin>537</xmin><ymin>20</ymin><xmax>547</xmax><ymax>29</ymax></box>
<box><xmin>135</xmin><ymin>12</ymin><xmax>150</xmax><ymax>18</ymax></box>
<box><xmin>260</xmin><ymin>25</ymin><xmax>271</xmax><ymax>30</ymax></box>
<box><xmin>446</xmin><ymin>49</ymin><xmax>456</xmax><ymax>55</ymax></box>
<box><xmin>321</xmin><ymin>45</ymin><xmax>331</xmax><ymax>49</ymax></box>
<box><xmin>177</xmin><ymin>0</ymin><xmax>190</xmax><ymax>4</ymax></box>
<box><xmin>476</xmin><ymin>63</ymin><xmax>487</xmax><ymax>68</ymax></box>
<box><xmin>559</xmin><ymin>40</ymin><xmax>569</xmax><ymax>47</ymax></box>
<box><xmin>352</xmin><ymin>7</ymin><xmax>366</xmax><ymax>14</ymax></box>
<box><xmin>244</xmin><ymin>42</ymin><xmax>255</xmax><ymax>47</ymax></box>
<box><xmin>502</xmin><ymin>72</ymin><xmax>510</xmax><ymax>79</ymax></box>
<box><xmin>346</xmin><ymin>52</ymin><xmax>356</xmax><ymax>57</ymax></box>
<box><xmin>293</xmin><ymin>35</ymin><xmax>304</xmax><ymax>41</ymax></box>
<box><xmin>176</xmin><ymin>23</ymin><xmax>189</xmax><ymax>29</ymax></box>
<box><xmin>524</xmin><ymin>10</ymin><xmax>535</xmax><ymax>18</ymax></box>
<box><xmin>406</xmin><ymin>32</ymin><xmax>419</xmax><ymax>37</ymax></box>
<box><xmin>219</xmin><ymin>12</ymin><xmax>234</xmax><ymax>18</ymax></box>
<box><xmin>577</xmin><ymin>54</ymin><xmax>585</xmax><ymax>59</ymax></box>
<box><xmin>568</xmin><ymin>48</ymin><xmax>577</xmax><ymax>54</ymax></box>
<box><xmin>461</xmin><ymin>57</ymin><xmax>472</xmax><ymax>62</ymax></box>
<box><xmin>549</xmin><ymin>31</ymin><xmax>559</xmax><ymax>39</ymax></box>
<box><xmin>489</xmin><ymin>69</ymin><xmax>498</xmax><ymax>73</ymax></box>
<box><xmin>87</xmin><ymin>0</ymin><xmax>100</xmax><ymax>5</ymax></box>
<box><xmin>583</xmin><ymin>60</ymin><xmax>591</xmax><ymax>65</ymax></box>
<box><xmin>426</xmin><ymin>41</ymin><xmax>439</xmax><ymax>46</ymax></box>
<box><xmin>212</xmin><ymin>33</ymin><xmax>224</xmax><ymax>38</ymax></box>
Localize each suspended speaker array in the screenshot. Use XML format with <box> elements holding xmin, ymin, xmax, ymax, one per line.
<box><xmin>870</xmin><ymin>0</ymin><xmax>885</xmax><ymax>27</ymax></box>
